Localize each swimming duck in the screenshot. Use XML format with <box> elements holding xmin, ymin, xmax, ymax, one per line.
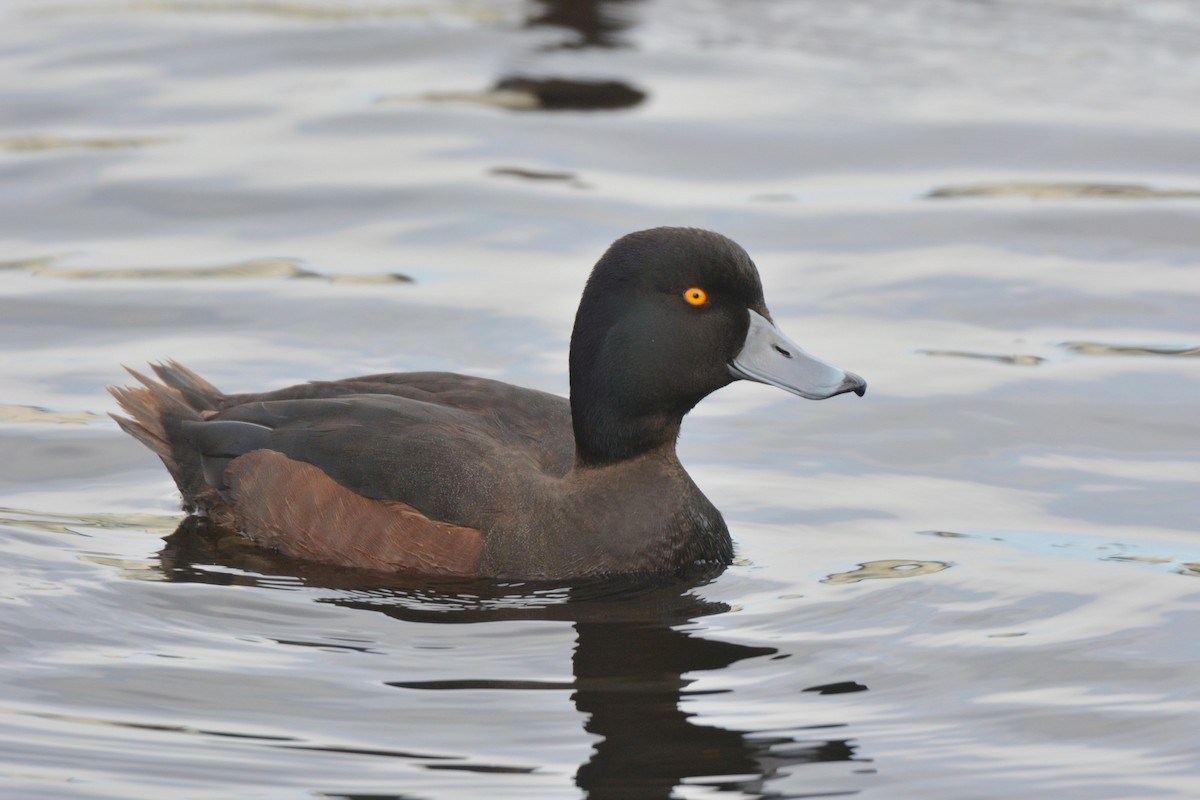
<box><xmin>111</xmin><ymin>228</ymin><xmax>865</xmax><ymax>579</ymax></box>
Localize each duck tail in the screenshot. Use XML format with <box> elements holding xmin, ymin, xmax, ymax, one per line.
<box><xmin>108</xmin><ymin>361</ymin><xmax>227</xmax><ymax>515</ymax></box>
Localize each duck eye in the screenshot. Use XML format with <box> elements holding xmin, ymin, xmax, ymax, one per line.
<box><xmin>683</xmin><ymin>287</ymin><xmax>708</xmax><ymax>306</ymax></box>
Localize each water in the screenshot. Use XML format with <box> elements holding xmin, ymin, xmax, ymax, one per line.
<box><xmin>2</xmin><ymin>1</ymin><xmax>1199</xmax><ymax>797</ymax></box>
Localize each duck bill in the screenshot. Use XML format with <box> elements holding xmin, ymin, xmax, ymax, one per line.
<box><xmin>729</xmin><ymin>309</ymin><xmax>866</xmax><ymax>399</ymax></box>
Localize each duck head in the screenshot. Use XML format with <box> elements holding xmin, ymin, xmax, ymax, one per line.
<box><xmin>570</xmin><ymin>227</ymin><xmax>865</xmax><ymax>465</ymax></box>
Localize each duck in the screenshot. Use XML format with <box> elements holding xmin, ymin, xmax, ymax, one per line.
<box><xmin>110</xmin><ymin>227</ymin><xmax>865</xmax><ymax>580</ymax></box>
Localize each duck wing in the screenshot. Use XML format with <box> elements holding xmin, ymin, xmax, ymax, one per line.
<box><xmin>191</xmin><ymin>389</ymin><xmax>567</xmax><ymax>527</ymax></box>
<box><xmin>111</xmin><ymin>363</ymin><xmax>573</xmax><ymax>575</ymax></box>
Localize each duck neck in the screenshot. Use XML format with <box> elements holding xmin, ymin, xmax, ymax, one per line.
<box><xmin>570</xmin><ymin>396</ymin><xmax>684</xmax><ymax>467</ymax></box>
<box><xmin>567</xmin><ymin>265</ymin><xmax>697</xmax><ymax>467</ymax></box>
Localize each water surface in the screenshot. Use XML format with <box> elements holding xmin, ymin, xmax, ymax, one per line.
<box><xmin>2</xmin><ymin>1</ymin><xmax>1199</xmax><ymax>798</ymax></box>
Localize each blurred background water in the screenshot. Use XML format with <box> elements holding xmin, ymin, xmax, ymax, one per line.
<box><xmin>1</xmin><ymin>1</ymin><xmax>1199</xmax><ymax>798</ymax></box>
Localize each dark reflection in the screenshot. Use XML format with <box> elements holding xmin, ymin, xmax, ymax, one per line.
<box><xmin>161</xmin><ymin>518</ymin><xmax>866</xmax><ymax>799</ymax></box>
<box><xmin>804</xmin><ymin>681</ymin><xmax>869</xmax><ymax>696</ymax></box>
<box><xmin>491</xmin><ymin>76</ymin><xmax>647</xmax><ymax>111</ymax></box>
<box><xmin>525</xmin><ymin>0</ymin><xmax>643</xmax><ymax>49</ymax></box>
<box><xmin>485</xmin><ymin>0</ymin><xmax>647</xmax><ymax>112</ymax></box>
<box><xmin>572</xmin><ymin>621</ymin><xmax>858</xmax><ymax>799</ymax></box>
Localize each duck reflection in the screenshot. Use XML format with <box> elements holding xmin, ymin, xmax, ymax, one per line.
<box><xmin>159</xmin><ymin>518</ymin><xmax>862</xmax><ymax>799</ymax></box>
<box><xmin>570</xmin><ymin>620</ymin><xmax>858</xmax><ymax>799</ymax></box>
<box><xmin>526</xmin><ymin>0</ymin><xmax>643</xmax><ymax>50</ymax></box>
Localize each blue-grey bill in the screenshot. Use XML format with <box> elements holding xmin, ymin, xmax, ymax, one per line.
<box><xmin>729</xmin><ymin>309</ymin><xmax>866</xmax><ymax>399</ymax></box>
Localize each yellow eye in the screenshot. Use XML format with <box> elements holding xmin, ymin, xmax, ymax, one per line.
<box><xmin>683</xmin><ymin>287</ymin><xmax>708</xmax><ymax>306</ymax></box>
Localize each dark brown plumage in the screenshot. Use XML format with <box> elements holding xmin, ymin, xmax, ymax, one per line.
<box><xmin>110</xmin><ymin>228</ymin><xmax>865</xmax><ymax>579</ymax></box>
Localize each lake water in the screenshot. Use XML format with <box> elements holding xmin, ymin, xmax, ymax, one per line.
<box><xmin>2</xmin><ymin>1</ymin><xmax>1199</xmax><ymax>798</ymax></box>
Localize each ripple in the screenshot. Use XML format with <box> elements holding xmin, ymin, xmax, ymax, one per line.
<box><xmin>918</xmin><ymin>528</ymin><xmax>1200</xmax><ymax>577</ymax></box>
<box><xmin>0</xmin><ymin>506</ymin><xmax>181</xmax><ymax>537</ymax></box>
<box><xmin>0</xmin><ymin>404</ymin><xmax>104</xmax><ymax>425</ymax></box>
<box><xmin>821</xmin><ymin>560</ymin><xmax>951</xmax><ymax>585</ymax></box>
<box><xmin>10</xmin><ymin>707</ymin><xmax>298</xmax><ymax>743</ymax></box>
<box><xmin>927</xmin><ymin>181</ymin><xmax>1200</xmax><ymax>200</ymax></box>
<box><xmin>919</xmin><ymin>349</ymin><xmax>1044</xmax><ymax>366</ymax></box>
<box><xmin>0</xmin><ymin>134</ymin><xmax>173</xmax><ymax>152</ymax></box>
<box><xmin>1061</xmin><ymin>341</ymin><xmax>1200</xmax><ymax>357</ymax></box>
<box><xmin>0</xmin><ymin>255</ymin><xmax>412</xmax><ymax>284</ymax></box>
<box><xmin>489</xmin><ymin>166</ymin><xmax>589</xmax><ymax>189</ymax></box>
<box><xmin>31</xmin><ymin>1</ymin><xmax>518</xmax><ymax>24</ymax></box>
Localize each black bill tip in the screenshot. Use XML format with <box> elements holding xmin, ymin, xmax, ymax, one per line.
<box><xmin>842</xmin><ymin>372</ymin><xmax>867</xmax><ymax>397</ymax></box>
